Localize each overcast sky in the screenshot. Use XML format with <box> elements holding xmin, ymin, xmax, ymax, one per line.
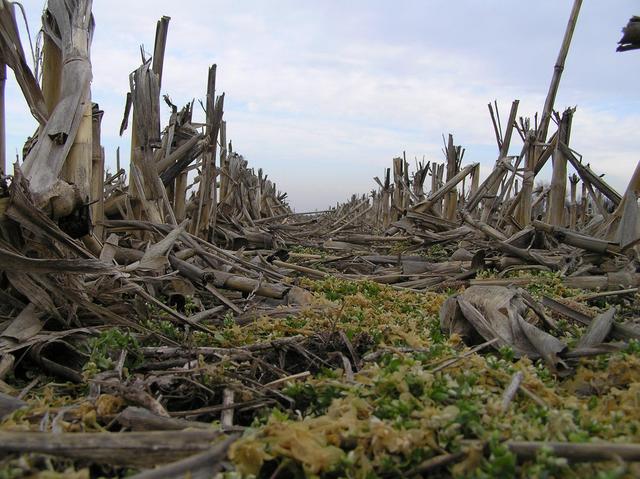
<box><xmin>7</xmin><ymin>1</ymin><xmax>640</xmax><ymax>210</ymax></box>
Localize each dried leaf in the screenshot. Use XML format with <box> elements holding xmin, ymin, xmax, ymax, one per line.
<box><xmin>0</xmin><ymin>303</ymin><xmax>43</xmax><ymax>342</ymax></box>
<box><xmin>576</xmin><ymin>307</ymin><xmax>615</xmax><ymax>348</ymax></box>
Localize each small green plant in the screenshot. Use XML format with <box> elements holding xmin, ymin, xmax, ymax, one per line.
<box><xmin>223</xmin><ymin>311</ymin><xmax>235</xmax><ymax>328</ymax></box>
<box><xmin>143</xmin><ymin>318</ymin><xmax>184</xmax><ymax>342</ymax></box>
<box><xmin>422</xmin><ymin>243</ymin><xmax>448</xmax><ymax>260</ymax></box>
<box><xmin>289</xmin><ymin>245</ymin><xmax>326</xmax><ymax>257</ymax></box>
<box><xmin>521</xmin><ymin>446</ymin><xmax>569</xmax><ymax>478</ymax></box>
<box><xmin>625</xmin><ymin>339</ymin><xmax>640</xmax><ymax>356</ymax></box>
<box><xmin>283</xmin><ymin>381</ymin><xmax>346</xmax><ymax>415</ymax></box>
<box><xmin>472</xmin><ymin>435</ymin><xmax>517</xmax><ymax>478</ymax></box>
<box><xmin>0</xmin><ymin>465</ymin><xmax>24</xmax><ymax>479</ymax></box>
<box><xmin>476</xmin><ymin>268</ymin><xmax>499</xmax><ymax>279</ymax></box>
<box><xmin>284</xmin><ymin>315</ymin><xmax>308</xmax><ymax>329</ymax></box>
<box><xmin>518</xmin><ymin>270</ymin><xmax>582</xmax><ymax>299</ymax></box>
<box><xmin>389</xmin><ymin>240</ymin><xmax>413</xmax><ymax>254</ymax></box>
<box><xmin>183</xmin><ymin>295</ymin><xmax>199</xmax><ymax>315</ymax></box>
<box><xmin>499</xmin><ymin>345</ymin><xmax>515</xmax><ymax>362</ymax></box>
<box><xmin>83</xmin><ymin>328</ymin><xmax>142</xmax><ymax>377</ymax></box>
<box><xmin>456</xmin><ymin>397</ymin><xmax>483</xmax><ymax>436</ymax></box>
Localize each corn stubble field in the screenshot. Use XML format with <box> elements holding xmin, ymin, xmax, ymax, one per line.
<box><xmin>1</xmin><ymin>1</ymin><xmax>640</xmax><ymax>478</ymax></box>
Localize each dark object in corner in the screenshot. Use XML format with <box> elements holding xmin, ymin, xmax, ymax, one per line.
<box><xmin>617</xmin><ymin>16</ymin><xmax>640</xmax><ymax>52</ymax></box>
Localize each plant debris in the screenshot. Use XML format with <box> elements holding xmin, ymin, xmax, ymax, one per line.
<box><xmin>1</xmin><ymin>1</ymin><xmax>640</xmax><ymax>478</ymax></box>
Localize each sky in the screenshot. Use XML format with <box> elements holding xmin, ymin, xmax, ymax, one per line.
<box><xmin>6</xmin><ymin>0</ymin><xmax>640</xmax><ymax>211</ymax></box>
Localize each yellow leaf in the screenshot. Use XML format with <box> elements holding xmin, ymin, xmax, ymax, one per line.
<box><xmin>229</xmin><ymin>437</ymin><xmax>272</xmax><ymax>476</ymax></box>
<box><xmin>95</xmin><ymin>394</ymin><xmax>124</xmax><ymax>417</ymax></box>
